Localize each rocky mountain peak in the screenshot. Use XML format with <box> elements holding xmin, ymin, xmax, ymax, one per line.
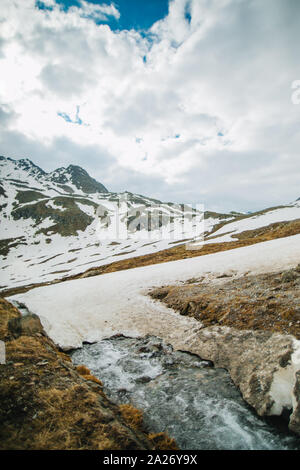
<box><xmin>0</xmin><ymin>155</ymin><xmax>45</xmax><ymax>180</ymax></box>
<box><xmin>48</xmin><ymin>164</ymin><xmax>108</xmax><ymax>194</ymax></box>
<box><xmin>17</xmin><ymin>158</ymin><xmax>46</xmax><ymax>176</ymax></box>
<box><xmin>0</xmin><ymin>155</ymin><xmax>108</xmax><ymax>195</ymax></box>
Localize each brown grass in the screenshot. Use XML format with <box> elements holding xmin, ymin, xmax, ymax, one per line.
<box><xmin>32</xmin><ymin>385</ymin><xmax>135</xmax><ymax>450</ymax></box>
<box><xmin>150</xmin><ymin>267</ymin><xmax>300</xmax><ymax>339</ymax></box>
<box><xmin>119</xmin><ymin>404</ymin><xmax>144</xmax><ymax>430</ymax></box>
<box><xmin>148</xmin><ymin>432</ymin><xmax>179</xmax><ymax>450</ymax></box>
<box><xmin>76</xmin><ymin>364</ymin><xmax>103</xmax><ymax>386</ymax></box>
<box><xmin>0</xmin><ymin>297</ymin><xmax>20</xmax><ymax>340</ymax></box>
<box><xmin>0</xmin><ymin>298</ymin><xmax>179</xmax><ymax>450</ymax></box>
<box><xmin>76</xmin><ymin>364</ymin><xmax>91</xmax><ymax>375</ymax></box>
<box><xmin>3</xmin><ymin>218</ymin><xmax>300</xmax><ymax>298</ymax></box>
<box><xmin>118</xmin><ymin>405</ymin><xmax>179</xmax><ymax>450</ymax></box>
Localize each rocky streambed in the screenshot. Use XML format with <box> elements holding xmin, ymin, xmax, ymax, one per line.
<box><xmin>7</xmin><ymin>256</ymin><xmax>300</xmax><ymax>449</ymax></box>
<box><xmin>71</xmin><ymin>335</ymin><xmax>300</xmax><ymax>450</ymax></box>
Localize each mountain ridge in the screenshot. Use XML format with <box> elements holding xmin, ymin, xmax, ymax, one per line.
<box><xmin>1</xmin><ymin>154</ymin><xmax>233</xmax><ymax>290</ymax></box>
<box><xmin>1</xmin><ymin>154</ymin><xmax>300</xmax><ymax>293</ymax></box>
<box><xmin>0</xmin><ymin>156</ymin><xmax>108</xmax><ymax>195</ymax></box>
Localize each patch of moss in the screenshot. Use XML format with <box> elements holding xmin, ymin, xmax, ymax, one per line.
<box><xmin>16</xmin><ymin>190</ymin><xmax>46</xmax><ymax>204</ymax></box>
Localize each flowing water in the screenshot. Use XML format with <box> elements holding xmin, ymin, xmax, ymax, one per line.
<box><xmin>71</xmin><ymin>335</ymin><xmax>300</xmax><ymax>450</ymax></box>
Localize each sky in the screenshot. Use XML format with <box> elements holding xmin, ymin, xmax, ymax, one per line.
<box><xmin>1</xmin><ymin>0</ymin><xmax>300</xmax><ymax>212</ymax></box>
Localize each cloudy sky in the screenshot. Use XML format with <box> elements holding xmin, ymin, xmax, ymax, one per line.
<box><xmin>1</xmin><ymin>0</ymin><xmax>300</xmax><ymax>212</ymax></box>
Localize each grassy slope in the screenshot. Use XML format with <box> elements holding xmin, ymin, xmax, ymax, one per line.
<box><xmin>0</xmin><ymin>298</ymin><xmax>177</xmax><ymax>450</ymax></box>
<box><xmin>150</xmin><ymin>265</ymin><xmax>300</xmax><ymax>340</ymax></box>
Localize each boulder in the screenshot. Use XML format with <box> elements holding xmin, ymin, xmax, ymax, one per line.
<box><xmin>187</xmin><ymin>326</ymin><xmax>300</xmax><ymax>433</ymax></box>
<box><xmin>8</xmin><ymin>314</ymin><xmax>44</xmax><ymax>338</ymax></box>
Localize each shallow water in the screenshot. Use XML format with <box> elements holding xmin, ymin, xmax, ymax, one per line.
<box><xmin>71</xmin><ymin>335</ymin><xmax>300</xmax><ymax>450</ymax></box>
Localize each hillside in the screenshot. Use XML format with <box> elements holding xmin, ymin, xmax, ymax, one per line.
<box><xmin>8</xmin><ymin>234</ymin><xmax>300</xmax><ymax>442</ymax></box>
<box><xmin>2</xmin><ymin>156</ymin><xmax>300</xmax><ymax>449</ymax></box>
<box><xmin>0</xmin><ymin>156</ymin><xmax>233</xmax><ymax>291</ymax></box>
<box><xmin>0</xmin><ymin>297</ymin><xmax>176</xmax><ymax>450</ymax></box>
<box><xmin>1</xmin><ymin>155</ymin><xmax>300</xmax><ymax>295</ymax></box>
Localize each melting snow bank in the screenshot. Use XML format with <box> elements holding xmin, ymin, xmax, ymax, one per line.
<box><xmin>71</xmin><ymin>335</ymin><xmax>300</xmax><ymax>450</ymax></box>
<box><xmin>184</xmin><ymin>326</ymin><xmax>300</xmax><ymax>436</ymax></box>
<box><xmin>9</xmin><ymin>234</ymin><xmax>300</xmax><ymax>435</ymax></box>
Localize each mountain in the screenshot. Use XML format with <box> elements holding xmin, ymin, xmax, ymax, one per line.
<box><xmin>1</xmin><ymin>155</ymin><xmax>299</xmax><ymax>293</ymax></box>
<box><xmin>0</xmin><ymin>156</ymin><xmax>235</xmax><ymax>291</ymax></box>
<box><xmin>48</xmin><ymin>164</ymin><xmax>108</xmax><ymax>194</ymax></box>
<box><xmin>0</xmin><ymin>156</ymin><xmax>108</xmax><ymax>195</ymax></box>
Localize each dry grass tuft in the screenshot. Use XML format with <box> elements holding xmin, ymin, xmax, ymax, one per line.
<box><xmin>148</xmin><ymin>432</ymin><xmax>179</xmax><ymax>450</ymax></box>
<box><xmin>32</xmin><ymin>385</ymin><xmax>113</xmax><ymax>449</ymax></box>
<box><xmin>76</xmin><ymin>364</ymin><xmax>91</xmax><ymax>376</ymax></box>
<box><xmin>82</xmin><ymin>374</ymin><xmax>103</xmax><ymax>386</ymax></box>
<box><xmin>76</xmin><ymin>364</ymin><xmax>103</xmax><ymax>386</ymax></box>
<box><xmin>7</xmin><ymin>335</ymin><xmax>56</xmax><ymax>363</ymax></box>
<box><xmin>119</xmin><ymin>404</ymin><xmax>144</xmax><ymax>430</ymax></box>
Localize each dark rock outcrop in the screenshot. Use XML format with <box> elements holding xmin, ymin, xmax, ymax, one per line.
<box><xmin>48</xmin><ymin>164</ymin><xmax>108</xmax><ymax>194</ymax></box>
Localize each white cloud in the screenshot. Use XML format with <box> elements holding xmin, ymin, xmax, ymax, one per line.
<box><xmin>69</xmin><ymin>1</ymin><xmax>120</xmax><ymax>22</ymax></box>
<box><xmin>0</xmin><ymin>0</ymin><xmax>300</xmax><ymax>211</ymax></box>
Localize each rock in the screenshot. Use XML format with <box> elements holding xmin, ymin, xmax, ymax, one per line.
<box><xmin>295</xmin><ymin>264</ymin><xmax>300</xmax><ymax>274</ymax></box>
<box><xmin>0</xmin><ymin>300</ymin><xmax>161</xmax><ymax>451</ymax></box>
<box><xmin>8</xmin><ymin>314</ymin><xmax>44</xmax><ymax>338</ymax></box>
<box><xmin>282</xmin><ymin>270</ymin><xmax>298</xmax><ymax>282</ymax></box>
<box><xmin>136</xmin><ymin>376</ymin><xmax>152</xmax><ymax>384</ymax></box>
<box><xmin>289</xmin><ymin>370</ymin><xmax>300</xmax><ymax>434</ymax></box>
<box><xmin>187</xmin><ymin>326</ymin><xmax>300</xmax><ymax>433</ymax></box>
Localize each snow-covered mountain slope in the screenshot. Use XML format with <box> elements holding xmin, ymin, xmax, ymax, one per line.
<box><xmin>205</xmin><ymin>202</ymin><xmax>300</xmax><ymax>244</ymax></box>
<box><xmin>0</xmin><ymin>156</ymin><xmax>108</xmax><ymax>195</ymax></box>
<box><xmin>0</xmin><ymin>156</ymin><xmax>233</xmax><ymax>290</ymax></box>
<box><xmin>10</xmin><ymin>233</ymin><xmax>300</xmax><ymax>350</ymax></box>
<box><xmin>2</xmin><ymin>155</ymin><xmax>299</xmax><ymax>292</ymax></box>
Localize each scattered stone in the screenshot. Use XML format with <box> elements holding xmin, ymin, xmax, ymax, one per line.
<box><xmin>281</xmin><ymin>270</ymin><xmax>298</xmax><ymax>283</ymax></box>
<box><xmin>136</xmin><ymin>376</ymin><xmax>152</xmax><ymax>384</ymax></box>
<box><xmin>295</xmin><ymin>264</ymin><xmax>300</xmax><ymax>274</ymax></box>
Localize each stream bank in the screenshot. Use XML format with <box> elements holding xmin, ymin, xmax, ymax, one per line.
<box><xmin>71</xmin><ymin>335</ymin><xmax>300</xmax><ymax>450</ymax></box>
<box><xmin>0</xmin><ymin>298</ymin><xmax>173</xmax><ymax>450</ymax></box>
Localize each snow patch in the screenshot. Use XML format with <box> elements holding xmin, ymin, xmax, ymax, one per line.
<box><xmin>269</xmin><ymin>339</ymin><xmax>300</xmax><ymax>416</ymax></box>
<box><xmin>10</xmin><ymin>234</ymin><xmax>300</xmax><ymax>351</ymax></box>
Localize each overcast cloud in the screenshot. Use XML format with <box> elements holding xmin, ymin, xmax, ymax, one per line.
<box><xmin>1</xmin><ymin>0</ymin><xmax>300</xmax><ymax>212</ymax></box>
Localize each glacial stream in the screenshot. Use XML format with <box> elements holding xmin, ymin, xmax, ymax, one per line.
<box><xmin>71</xmin><ymin>335</ymin><xmax>300</xmax><ymax>450</ymax></box>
